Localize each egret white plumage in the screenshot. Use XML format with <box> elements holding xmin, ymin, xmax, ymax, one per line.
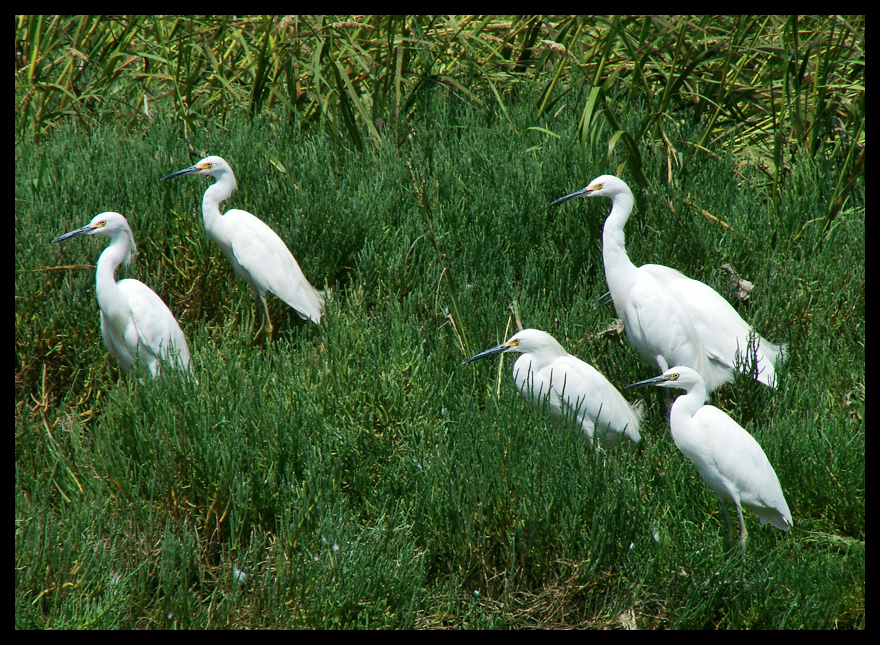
<box><xmin>52</xmin><ymin>212</ymin><xmax>191</xmax><ymax>376</ymax></box>
<box><xmin>626</xmin><ymin>366</ymin><xmax>792</xmax><ymax>551</ymax></box>
<box><xmin>464</xmin><ymin>329</ymin><xmax>641</xmax><ymax>448</ymax></box>
<box><xmin>552</xmin><ymin>175</ymin><xmax>784</xmax><ymax>391</ymax></box>
<box><xmin>162</xmin><ymin>155</ymin><xmax>324</xmax><ymax>340</ymax></box>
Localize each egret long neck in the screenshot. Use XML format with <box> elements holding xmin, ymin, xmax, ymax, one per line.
<box><xmin>201</xmin><ymin>172</ymin><xmax>236</xmax><ymax>232</ymax></box>
<box><xmin>602</xmin><ymin>191</ymin><xmax>640</xmax><ymax>306</ymax></box>
<box><xmin>94</xmin><ymin>234</ymin><xmax>130</xmax><ymax>320</ymax></box>
<box><xmin>669</xmin><ymin>383</ymin><xmax>709</xmax><ymax>431</ymax></box>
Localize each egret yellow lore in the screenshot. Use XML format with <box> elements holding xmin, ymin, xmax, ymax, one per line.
<box><xmin>52</xmin><ymin>212</ymin><xmax>191</xmax><ymax>376</ymax></box>
<box><xmin>552</xmin><ymin>175</ymin><xmax>785</xmax><ymax>392</ymax></box>
<box><xmin>162</xmin><ymin>155</ymin><xmax>324</xmax><ymax>340</ymax></box>
<box><xmin>464</xmin><ymin>329</ymin><xmax>641</xmax><ymax>448</ymax></box>
<box><xmin>626</xmin><ymin>366</ymin><xmax>793</xmax><ymax>551</ymax></box>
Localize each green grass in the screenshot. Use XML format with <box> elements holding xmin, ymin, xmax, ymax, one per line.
<box><xmin>15</xmin><ymin>16</ymin><xmax>863</xmax><ymax>629</ymax></box>
<box><xmin>16</xmin><ymin>102</ymin><xmax>863</xmax><ymax>628</ymax></box>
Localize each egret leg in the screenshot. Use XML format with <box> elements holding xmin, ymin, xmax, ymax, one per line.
<box><xmin>734</xmin><ymin>500</ymin><xmax>749</xmax><ymax>555</ymax></box>
<box><xmin>253</xmin><ymin>294</ymin><xmax>274</xmax><ymax>342</ymax></box>
<box><xmin>656</xmin><ymin>358</ymin><xmax>673</xmax><ymax>411</ymax></box>
<box><xmin>718</xmin><ymin>498</ymin><xmax>735</xmax><ymax>551</ymax></box>
<box><xmin>261</xmin><ymin>298</ymin><xmax>274</xmax><ymax>340</ymax></box>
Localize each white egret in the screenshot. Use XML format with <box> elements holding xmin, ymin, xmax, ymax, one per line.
<box><xmin>162</xmin><ymin>155</ymin><xmax>324</xmax><ymax>339</ymax></box>
<box><xmin>464</xmin><ymin>329</ymin><xmax>641</xmax><ymax>448</ymax></box>
<box><xmin>552</xmin><ymin>175</ymin><xmax>785</xmax><ymax>391</ymax></box>
<box><xmin>626</xmin><ymin>366</ymin><xmax>792</xmax><ymax>551</ymax></box>
<box><xmin>52</xmin><ymin>212</ymin><xmax>191</xmax><ymax>376</ymax></box>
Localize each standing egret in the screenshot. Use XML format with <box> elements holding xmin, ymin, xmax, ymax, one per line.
<box><xmin>162</xmin><ymin>156</ymin><xmax>324</xmax><ymax>339</ymax></box>
<box><xmin>626</xmin><ymin>366</ymin><xmax>792</xmax><ymax>551</ymax></box>
<box><xmin>52</xmin><ymin>212</ymin><xmax>191</xmax><ymax>376</ymax></box>
<box><xmin>464</xmin><ymin>329</ymin><xmax>641</xmax><ymax>448</ymax></box>
<box><xmin>552</xmin><ymin>175</ymin><xmax>785</xmax><ymax>391</ymax></box>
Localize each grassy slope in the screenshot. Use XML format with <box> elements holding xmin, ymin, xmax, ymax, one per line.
<box><xmin>15</xmin><ymin>97</ymin><xmax>863</xmax><ymax>627</ymax></box>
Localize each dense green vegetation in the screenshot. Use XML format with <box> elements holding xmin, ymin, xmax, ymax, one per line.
<box><xmin>16</xmin><ymin>16</ymin><xmax>863</xmax><ymax>628</ymax></box>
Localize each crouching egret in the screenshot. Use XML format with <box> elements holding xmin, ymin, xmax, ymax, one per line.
<box><xmin>626</xmin><ymin>366</ymin><xmax>792</xmax><ymax>551</ymax></box>
<box><xmin>52</xmin><ymin>212</ymin><xmax>191</xmax><ymax>376</ymax></box>
<box><xmin>464</xmin><ymin>329</ymin><xmax>641</xmax><ymax>448</ymax></box>
<box><xmin>552</xmin><ymin>175</ymin><xmax>785</xmax><ymax>391</ymax></box>
<box><xmin>162</xmin><ymin>156</ymin><xmax>324</xmax><ymax>340</ymax></box>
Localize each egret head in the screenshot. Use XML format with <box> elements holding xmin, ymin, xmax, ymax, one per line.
<box><xmin>463</xmin><ymin>329</ymin><xmax>563</xmax><ymax>364</ymax></box>
<box><xmin>551</xmin><ymin>174</ymin><xmax>631</xmax><ymax>205</ymax></box>
<box><xmin>52</xmin><ymin>212</ymin><xmax>136</xmax><ymax>264</ymax></box>
<box><xmin>162</xmin><ymin>155</ymin><xmax>237</xmax><ymax>189</ymax></box>
<box><xmin>625</xmin><ymin>366</ymin><xmax>703</xmax><ymax>393</ymax></box>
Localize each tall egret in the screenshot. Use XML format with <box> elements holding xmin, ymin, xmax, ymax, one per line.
<box><xmin>552</xmin><ymin>175</ymin><xmax>785</xmax><ymax>391</ymax></box>
<box><xmin>52</xmin><ymin>212</ymin><xmax>191</xmax><ymax>376</ymax></box>
<box><xmin>162</xmin><ymin>155</ymin><xmax>324</xmax><ymax>339</ymax></box>
<box><xmin>464</xmin><ymin>329</ymin><xmax>641</xmax><ymax>448</ymax></box>
<box><xmin>626</xmin><ymin>366</ymin><xmax>792</xmax><ymax>551</ymax></box>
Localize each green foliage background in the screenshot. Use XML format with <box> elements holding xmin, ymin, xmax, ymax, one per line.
<box><xmin>16</xmin><ymin>15</ymin><xmax>863</xmax><ymax>628</ymax></box>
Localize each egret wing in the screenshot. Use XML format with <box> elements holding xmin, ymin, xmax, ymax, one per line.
<box><xmin>623</xmin><ymin>273</ymin><xmax>705</xmax><ymax>376</ymax></box>
<box><xmin>685</xmin><ymin>405</ymin><xmax>792</xmax><ymax>530</ymax></box>
<box><xmin>121</xmin><ymin>279</ymin><xmax>191</xmax><ymax>374</ymax></box>
<box><xmin>223</xmin><ymin>209</ymin><xmax>324</xmax><ymax>323</ymax></box>
<box><xmin>642</xmin><ymin>264</ymin><xmax>782</xmax><ymax>388</ymax></box>
<box><xmin>556</xmin><ymin>356</ymin><xmax>641</xmax><ymax>445</ymax></box>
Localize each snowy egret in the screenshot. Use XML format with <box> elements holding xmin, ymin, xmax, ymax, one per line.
<box><xmin>162</xmin><ymin>155</ymin><xmax>324</xmax><ymax>339</ymax></box>
<box><xmin>52</xmin><ymin>212</ymin><xmax>191</xmax><ymax>376</ymax></box>
<box><xmin>464</xmin><ymin>329</ymin><xmax>641</xmax><ymax>448</ymax></box>
<box><xmin>552</xmin><ymin>175</ymin><xmax>785</xmax><ymax>391</ymax></box>
<box><xmin>626</xmin><ymin>366</ymin><xmax>792</xmax><ymax>551</ymax></box>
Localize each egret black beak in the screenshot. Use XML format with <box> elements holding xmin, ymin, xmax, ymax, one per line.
<box><xmin>52</xmin><ymin>223</ymin><xmax>96</xmax><ymax>244</ymax></box>
<box><xmin>625</xmin><ymin>374</ymin><xmax>670</xmax><ymax>390</ymax></box>
<box><xmin>463</xmin><ymin>342</ymin><xmax>513</xmax><ymax>364</ymax></box>
<box><xmin>550</xmin><ymin>185</ymin><xmax>593</xmax><ymax>206</ymax></box>
<box><xmin>161</xmin><ymin>164</ymin><xmax>202</xmax><ymax>181</ymax></box>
